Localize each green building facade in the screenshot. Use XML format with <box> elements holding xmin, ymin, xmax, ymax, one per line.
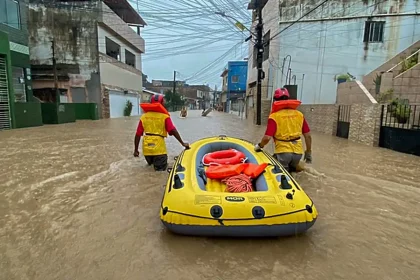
<box><xmin>0</xmin><ymin>0</ymin><xmax>42</xmax><ymax>130</ymax></box>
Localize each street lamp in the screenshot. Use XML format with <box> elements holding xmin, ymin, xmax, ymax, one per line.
<box><xmin>215</xmin><ymin>11</ymin><xmax>256</xmax><ymax>36</ymax></box>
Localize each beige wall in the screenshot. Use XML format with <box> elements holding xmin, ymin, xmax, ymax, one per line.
<box><xmin>299</xmin><ymin>104</ymin><xmax>382</xmax><ymax>146</ymax></box>
<box><xmin>222</xmin><ymin>74</ymin><xmax>228</xmax><ymax>92</ymax></box>
<box><xmin>392</xmin><ymin>63</ymin><xmax>420</xmax><ymax>103</ymax></box>
<box><xmin>99</xmin><ymin>2</ymin><xmax>145</xmax><ymax>53</ymax></box>
<box><xmin>245</xmin><ymin>89</ymin><xmax>271</xmax><ymax>126</ymax></box>
<box><xmin>299</xmin><ymin>104</ymin><xmax>339</xmax><ymax>136</ymax></box>
<box><xmin>98</xmin><ymin>25</ymin><xmax>142</xmax><ymax>71</ymax></box>
<box><xmin>99</xmin><ymin>53</ymin><xmax>142</xmax><ymax>92</ymax></box>
<box><xmin>336</xmin><ymin>81</ymin><xmax>375</xmax><ymax>104</ymax></box>
<box><xmin>348</xmin><ymin>104</ymin><xmax>381</xmax><ymax>146</ymax></box>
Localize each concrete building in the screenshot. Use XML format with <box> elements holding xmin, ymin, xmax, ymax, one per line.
<box><xmin>28</xmin><ymin>0</ymin><xmax>146</xmax><ymax>118</ymax></box>
<box><xmin>145</xmin><ymin>80</ymin><xmax>212</xmax><ymax>110</ymax></box>
<box><xmin>98</xmin><ymin>0</ymin><xmax>146</xmax><ymax>118</ymax></box>
<box><xmin>0</xmin><ymin>0</ymin><xmax>42</xmax><ymax>130</ymax></box>
<box><xmin>275</xmin><ymin>0</ymin><xmax>420</xmax><ymax>104</ymax></box>
<box><xmin>220</xmin><ymin>60</ymin><xmax>248</xmax><ymax>113</ymax></box>
<box><xmin>245</xmin><ymin>0</ymin><xmax>420</xmax><ymax>124</ymax></box>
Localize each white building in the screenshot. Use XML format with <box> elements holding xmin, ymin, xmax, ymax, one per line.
<box><xmin>98</xmin><ymin>0</ymin><xmax>146</xmax><ymax>118</ymax></box>
<box><xmin>276</xmin><ymin>0</ymin><xmax>420</xmax><ymax>104</ymax></box>
<box><xmin>246</xmin><ymin>0</ymin><xmax>420</xmax><ymax>123</ymax></box>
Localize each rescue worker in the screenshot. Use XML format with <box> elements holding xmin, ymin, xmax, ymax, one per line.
<box><xmin>134</xmin><ymin>94</ymin><xmax>189</xmax><ymax>171</ymax></box>
<box><xmin>254</xmin><ymin>88</ymin><xmax>312</xmax><ymax>172</ymax></box>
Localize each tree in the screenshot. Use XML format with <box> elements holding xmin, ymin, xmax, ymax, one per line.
<box><xmin>123</xmin><ymin>100</ymin><xmax>133</xmax><ymax>116</ymax></box>
<box><xmin>164</xmin><ymin>90</ymin><xmax>184</xmax><ymax>111</ymax></box>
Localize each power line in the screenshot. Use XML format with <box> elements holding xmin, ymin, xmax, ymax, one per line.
<box><xmin>268</xmin><ymin>0</ymin><xmax>330</xmax><ymax>43</ymax></box>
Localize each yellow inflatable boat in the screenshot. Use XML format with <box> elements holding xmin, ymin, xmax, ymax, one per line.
<box><xmin>160</xmin><ymin>135</ymin><xmax>318</xmax><ymax>237</ymax></box>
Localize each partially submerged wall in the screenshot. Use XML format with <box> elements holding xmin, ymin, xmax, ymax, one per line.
<box><xmin>336</xmin><ymin>81</ymin><xmax>374</xmax><ymax>104</ymax></box>
<box><xmin>28</xmin><ymin>1</ymin><xmax>102</xmax><ymax>114</ymax></box>
<box><xmin>299</xmin><ymin>104</ymin><xmax>338</xmax><ymax>136</ymax></box>
<box><xmin>299</xmin><ymin>104</ymin><xmax>382</xmax><ymax>146</ymax></box>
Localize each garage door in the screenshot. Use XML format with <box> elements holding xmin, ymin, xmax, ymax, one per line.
<box><xmin>109</xmin><ymin>91</ymin><xmax>141</xmax><ymax>118</ymax></box>
<box><xmin>0</xmin><ymin>56</ymin><xmax>11</xmax><ymax>130</ymax></box>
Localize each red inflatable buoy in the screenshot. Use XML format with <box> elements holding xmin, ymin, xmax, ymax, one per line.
<box><xmin>203</xmin><ymin>149</ymin><xmax>246</xmax><ymax>165</ymax></box>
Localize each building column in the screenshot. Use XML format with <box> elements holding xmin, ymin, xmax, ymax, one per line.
<box><xmin>120</xmin><ymin>47</ymin><xmax>126</xmax><ymax>63</ymax></box>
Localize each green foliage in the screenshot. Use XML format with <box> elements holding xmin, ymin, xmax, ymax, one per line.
<box><xmin>399</xmin><ymin>50</ymin><xmax>419</xmax><ymax>74</ymax></box>
<box><xmin>123</xmin><ymin>100</ymin><xmax>133</xmax><ymax>117</ymax></box>
<box><xmin>386</xmin><ymin>97</ymin><xmax>399</xmax><ymax>117</ymax></box>
<box><xmin>334</xmin><ymin>74</ymin><xmax>352</xmax><ymax>83</ymax></box>
<box><xmin>395</xmin><ymin>103</ymin><xmax>411</xmax><ymax>124</ymax></box>
<box><xmin>164</xmin><ymin>90</ymin><xmax>184</xmax><ymax>111</ymax></box>
<box><xmin>386</xmin><ymin>97</ymin><xmax>411</xmax><ymax>123</ymax></box>
<box><xmin>373</xmin><ymin>73</ymin><xmax>382</xmax><ymax>95</ymax></box>
<box><xmin>377</xmin><ymin>88</ymin><xmax>394</xmax><ymax>103</ymax></box>
<box><xmin>336</xmin><ymin>74</ymin><xmax>350</xmax><ymax>80</ymax></box>
<box><xmin>373</xmin><ymin>73</ymin><xmax>382</xmax><ymax>86</ymax></box>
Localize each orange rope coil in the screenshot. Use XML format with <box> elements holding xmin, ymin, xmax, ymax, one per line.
<box><xmin>222</xmin><ymin>174</ymin><xmax>253</xmax><ymax>193</ymax></box>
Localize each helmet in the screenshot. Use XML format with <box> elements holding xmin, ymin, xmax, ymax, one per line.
<box><xmin>151</xmin><ymin>94</ymin><xmax>164</xmax><ymax>105</ymax></box>
<box><xmin>273</xmin><ymin>88</ymin><xmax>290</xmax><ymax>100</ymax></box>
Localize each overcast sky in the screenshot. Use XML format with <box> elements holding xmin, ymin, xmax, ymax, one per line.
<box><xmin>133</xmin><ymin>0</ymin><xmax>251</xmax><ymax>89</ymax></box>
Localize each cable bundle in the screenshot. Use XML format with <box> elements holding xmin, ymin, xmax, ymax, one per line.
<box><xmin>222</xmin><ymin>174</ymin><xmax>253</xmax><ymax>193</ymax></box>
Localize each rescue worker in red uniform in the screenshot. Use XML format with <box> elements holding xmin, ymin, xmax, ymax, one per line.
<box><xmin>254</xmin><ymin>88</ymin><xmax>312</xmax><ymax>172</ymax></box>
<box><xmin>134</xmin><ymin>94</ymin><xmax>189</xmax><ymax>171</ymax></box>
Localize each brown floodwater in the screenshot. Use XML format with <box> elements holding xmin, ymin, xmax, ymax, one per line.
<box><xmin>1</xmin><ymin>110</ymin><xmax>419</xmax><ymax>280</ymax></box>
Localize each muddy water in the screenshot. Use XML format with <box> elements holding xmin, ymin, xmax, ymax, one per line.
<box><xmin>1</xmin><ymin>110</ymin><xmax>420</xmax><ymax>280</ymax></box>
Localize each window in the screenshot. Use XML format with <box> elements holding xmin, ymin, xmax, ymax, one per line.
<box><xmin>0</xmin><ymin>0</ymin><xmax>21</xmax><ymax>29</ymax></box>
<box><xmin>363</xmin><ymin>21</ymin><xmax>385</xmax><ymax>43</ymax></box>
<box><xmin>125</xmin><ymin>49</ymin><xmax>136</xmax><ymax>68</ymax></box>
<box><xmin>263</xmin><ymin>30</ymin><xmax>270</xmax><ymax>61</ymax></box>
<box><xmin>105</xmin><ymin>37</ymin><xmax>121</xmax><ymax>61</ymax></box>
<box><xmin>12</xmin><ymin>67</ymin><xmax>26</xmax><ymax>102</ymax></box>
<box><xmin>231</xmin><ymin>75</ymin><xmax>239</xmax><ymax>83</ymax></box>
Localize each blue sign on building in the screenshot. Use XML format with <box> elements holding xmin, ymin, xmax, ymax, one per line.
<box><xmin>226</xmin><ymin>61</ymin><xmax>248</xmax><ymax>97</ymax></box>
<box><xmin>221</xmin><ymin>60</ymin><xmax>248</xmax><ymax>113</ymax></box>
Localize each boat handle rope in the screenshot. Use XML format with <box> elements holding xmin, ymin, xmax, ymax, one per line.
<box><xmin>160</xmin><ymin>204</ymin><xmax>313</xmax><ymax>221</ymax></box>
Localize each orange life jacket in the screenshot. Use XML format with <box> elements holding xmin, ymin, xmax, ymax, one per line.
<box><xmin>140</xmin><ymin>103</ymin><xmax>170</xmax><ymax>115</ymax></box>
<box><xmin>205</xmin><ymin>162</ymin><xmax>268</xmax><ymax>180</ymax></box>
<box><xmin>271</xmin><ymin>100</ymin><xmax>301</xmax><ymax>114</ymax></box>
<box><xmin>242</xmin><ymin>163</ymin><xmax>269</xmax><ymax>178</ymax></box>
<box><xmin>205</xmin><ymin>164</ymin><xmax>246</xmax><ymax>180</ymax></box>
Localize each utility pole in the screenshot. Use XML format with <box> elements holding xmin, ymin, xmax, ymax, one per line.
<box><xmin>173</xmin><ymin>70</ymin><xmax>176</xmax><ymax>111</ymax></box>
<box><xmin>51</xmin><ymin>39</ymin><xmax>59</xmax><ymax>104</ymax></box>
<box><xmin>173</xmin><ymin>70</ymin><xmax>176</xmax><ymax>95</ymax></box>
<box><xmin>248</xmin><ymin>0</ymin><xmax>266</xmax><ymax>125</ymax></box>
<box><xmin>213</xmin><ymin>85</ymin><xmax>217</xmax><ymax>107</ymax></box>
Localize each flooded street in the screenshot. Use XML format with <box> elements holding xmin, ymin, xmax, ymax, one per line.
<box><xmin>1</xmin><ymin>110</ymin><xmax>420</xmax><ymax>280</ymax></box>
